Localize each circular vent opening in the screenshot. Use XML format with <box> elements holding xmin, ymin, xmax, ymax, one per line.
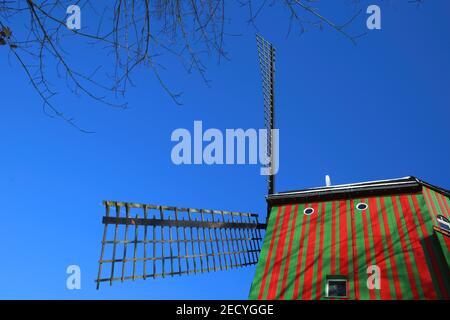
<box><xmin>356</xmin><ymin>202</ymin><xmax>368</xmax><ymax>211</ymax></box>
<box><xmin>304</xmin><ymin>207</ymin><xmax>314</xmax><ymax>215</ymax></box>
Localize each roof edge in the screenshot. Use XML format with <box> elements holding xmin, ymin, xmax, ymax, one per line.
<box><xmin>267</xmin><ymin>176</ymin><xmax>449</xmax><ymax>207</ymax></box>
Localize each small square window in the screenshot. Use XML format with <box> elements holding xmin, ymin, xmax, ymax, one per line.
<box><xmin>326</xmin><ymin>276</ymin><xmax>348</xmax><ymax>298</ymax></box>
<box><xmin>438</xmin><ymin>221</ymin><xmax>450</xmax><ymax>231</ymax></box>
<box><xmin>437</xmin><ymin>215</ymin><xmax>450</xmax><ymax>232</ymax></box>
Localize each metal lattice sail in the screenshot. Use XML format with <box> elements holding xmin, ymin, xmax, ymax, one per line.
<box><xmin>96</xmin><ymin>201</ymin><xmax>266</xmax><ymax>288</ymax></box>
<box><xmin>95</xmin><ymin>35</ymin><xmax>276</xmax><ymax>288</ymax></box>
<box><xmin>256</xmin><ymin>34</ymin><xmax>276</xmax><ymax>196</ymax></box>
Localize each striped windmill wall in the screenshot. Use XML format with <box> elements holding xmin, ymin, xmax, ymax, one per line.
<box><xmin>249</xmin><ymin>187</ymin><xmax>450</xmax><ymax>300</ymax></box>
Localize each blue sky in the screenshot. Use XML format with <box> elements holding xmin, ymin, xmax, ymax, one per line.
<box><xmin>0</xmin><ymin>1</ymin><xmax>449</xmax><ymax>299</ymax></box>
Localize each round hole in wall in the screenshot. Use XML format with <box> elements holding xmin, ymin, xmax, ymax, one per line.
<box><xmin>304</xmin><ymin>207</ymin><xmax>314</xmax><ymax>215</ymax></box>
<box><xmin>356</xmin><ymin>202</ymin><xmax>368</xmax><ymax>211</ymax></box>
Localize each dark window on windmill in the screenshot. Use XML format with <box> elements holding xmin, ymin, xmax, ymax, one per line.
<box><xmin>437</xmin><ymin>215</ymin><xmax>450</xmax><ymax>232</ymax></box>
<box><xmin>326</xmin><ymin>276</ymin><xmax>348</xmax><ymax>298</ymax></box>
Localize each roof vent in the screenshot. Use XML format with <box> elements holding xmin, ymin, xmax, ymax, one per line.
<box><xmin>325</xmin><ymin>175</ymin><xmax>332</xmax><ymax>187</ymax></box>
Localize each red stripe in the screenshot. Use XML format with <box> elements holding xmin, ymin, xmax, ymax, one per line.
<box><xmin>330</xmin><ymin>201</ymin><xmax>337</xmax><ymax>275</ymax></box>
<box><xmin>424</xmin><ymin>190</ymin><xmax>450</xmax><ymax>257</ymax></box>
<box><xmin>380</xmin><ymin>197</ymin><xmax>403</xmax><ymax>299</ymax></box>
<box><xmin>301</xmin><ymin>202</ymin><xmax>319</xmax><ymax>300</ymax></box>
<box><xmin>350</xmin><ymin>199</ymin><xmax>360</xmax><ymax>300</ymax></box>
<box><xmin>338</xmin><ymin>200</ymin><xmax>349</xmax><ymax>276</ymax></box>
<box><xmin>424</xmin><ymin>188</ymin><xmax>438</xmax><ymax>222</ymax></box>
<box><xmin>433</xmin><ymin>194</ymin><xmax>450</xmax><ymax>252</ymax></box>
<box><xmin>436</xmin><ymin>193</ymin><xmax>450</xmax><ymax>218</ymax></box>
<box><xmin>315</xmin><ymin>202</ymin><xmax>326</xmax><ymax>299</ymax></box>
<box><xmin>292</xmin><ymin>204</ymin><xmax>309</xmax><ymax>300</ymax></box>
<box><xmin>411</xmin><ymin>195</ymin><xmax>448</xmax><ymax>299</ymax></box>
<box><xmin>267</xmin><ymin>205</ymin><xmax>293</xmax><ymax>299</ymax></box>
<box><xmin>441</xmin><ymin>235</ymin><xmax>450</xmax><ymax>254</ymax></box>
<box><xmin>439</xmin><ymin>193</ymin><xmax>450</xmax><ymax>217</ymax></box>
<box><xmin>361</xmin><ymin>198</ymin><xmax>376</xmax><ymax>300</ymax></box>
<box><xmin>258</xmin><ymin>206</ymin><xmax>283</xmax><ymax>299</ymax></box>
<box><xmin>434</xmin><ymin>192</ymin><xmax>446</xmax><ymax>216</ymax></box>
<box><xmin>391</xmin><ymin>196</ymin><xmax>420</xmax><ymax>299</ymax></box>
<box><xmin>369</xmin><ymin>197</ymin><xmax>391</xmax><ymax>300</ymax></box>
<box><xmin>399</xmin><ymin>195</ymin><xmax>437</xmax><ymax>299</ymax></box>
<box><xmin>279</xmin><ymin>205</ymin><xmax>299</xmax><ymax>299</ymax></box>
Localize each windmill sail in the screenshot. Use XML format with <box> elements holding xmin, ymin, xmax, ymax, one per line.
<box><xmin>95</xmin><ymin>201</ymin><xmax>266</xmax><ymax>288</ymax></box>
<box><xmin>256</xmin><ymin>34</ymin><xmax>276</xmax><ymax>196</ymax></box>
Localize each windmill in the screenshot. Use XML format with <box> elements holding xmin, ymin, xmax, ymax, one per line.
<box><xmin>94</xmin><ymin>34</ymin><xmax>276</xmax><ymax>289</ymax></box>
<box><xmin>95</xmin><ymin>35</ymin><xmax>450</xmax><ymax>300</ymax></box>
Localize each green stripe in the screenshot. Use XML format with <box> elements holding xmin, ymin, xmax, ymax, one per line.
<box><xmin>318</xmin><ymin>201</ymin><xmax>333</xmax><ymax>299</ymax></box>
<box><xmin>364</xmin><ymin>199</ymin><xmax>381</xmax><ymax>300</ymax></box>
<box><xmin>346</xmin><ymin>200</ymin><xmax>355</xmax><ymax>299</ymax></box>
<box><xmin>407</xmin><ymin>195</ymin><xmax>443</xmax><ymax>298</ymax></box>
<box><xmin>444</xmin><ymin>196</ymin><xmax>450</xmax><ymax>215</ymax></box>
<box><xmin>296</xmin><ymin>205</ymin><xmax>311</xmax><ymax>299</ymax></box>
<box><xmin>310</xmin><ymin>204</ymin><xmax>323</xmax><ymax>299</ymax></box>
<box><xmin>284</xmin><ymin>205</ymin><xmax>304</xmax><ymax>299</ymax></box>
<box><xmin>392</xmin><ymin>196</ymin><xmax>424</xmax><ymax>298</ymax></box>
<box><xmin>376</xmin><ymin>197</ymin><xmax>397</xmax><ymax>299</ymax></box>
<box><xmin>353</xmin><ymin>198</ymin><xmax>370</xmax><ymax>299</ymax></box>
<box><xmin>335</xmin><ymin>201</ymin><xmax>341</xmax><ymax>274</ymax></box>
<box><xmin>275</xmin><ymin>205</ymin><xmax>296</xmax><ymax>298</ymax></box>
<box><xmin>249</xmin><ymin>206</ymin><xmax>279</xmax><ymax>299</ymax></box>
<box><xmin>261</xmin><ymin>206</ymin><xmax>286</xmax><ymax>299</ymax></box>
<box><xmin>426</xmin><ymin>188</ymin><xmax>445</xmax><ymax>216</ymax></box>
<box><xmin>435</xmin><ymin>232</ymin><xmax>450</xmax><ymax>269</ymax></box>
<box><xmin>384</xmin><ymin>197</ymin><xmax>413</xmax><ymax>298</ymax></box>
<box><xmin>418</xmin><ymin>195</ymin><xmax>450</xmax><ymax>297</ymax></box>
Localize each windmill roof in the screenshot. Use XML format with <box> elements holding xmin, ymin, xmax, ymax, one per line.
<box><xmin>267</xmin><ymin>176</ymin><xmax>450</xmax><ymax>206</ymax></box>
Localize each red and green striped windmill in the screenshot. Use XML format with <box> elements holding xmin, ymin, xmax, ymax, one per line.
<box><xmin>250</xmin><ymin>177</ymin><xmax>450</xmax><ymax>300</ymax></box>
<box><xmin>95</xmin><ymin>35</ymin><xmax>450</xmax><ymax>300</ymax></box>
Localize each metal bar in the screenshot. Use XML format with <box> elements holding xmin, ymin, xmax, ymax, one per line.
<box><xmin>132</xmin><ymin>214</ymin><xmax>139</xmax><ymax>281</ymax></box>
<box><xmin>231</xmin><ymin>216</ymin><xmax>243</xmax><ymax>267</ymax></box>
<box><xmin>99</xmin><ymin>248</ymin><xmax>262</xmax><ymax>264</ymax></box>
<box><xmin>152</xmin><ymin>214</ymin><xmax>156</xmax><ymax>279</ymax></box>
<box><xmin>102</xmin><ymin>201</ymin><xmax>258</xmax><ymax>217</ymax></box>
<box><xmin>195</xmin><ymin>217</ymin><xmax>204</xmax><ymax>272</ymax></box>
<box><xmin>182</xmin><ymin>216</ymin><xmax>190</xmax><ymax>275</ymax></box>
<box><xmin>200</xmin><ymin>210</ymin><xmax>210</xmax><ymax>272</ymax></box>
<box><xmin>96</xmin><ymin>203</ymin><xmax>110</xmax><ymax>289</ymax></box>
<box><xmin>143</xmin><ymin>206</ymin><xmax>148</xmax><ymax>280</ymax></box>
<box><xmin>247</xmin><ymin>216</ymin><xmax>258</xmax><ymax>263</ymax></box>
<box><xmin>159</xmin><ymin>207</ymin><xmax>165</xmax><ymax>277</ymax></box>
<box><xmin>174</xmin><ymin>208</ymin><xmax>181</xmax><ymax>275</ymax></box>
<box><xmin>205</xmin><ymin>212</ymin><xmax>217</xmax><ymax>270</ymax></box>
<box><xmin>212</xmin><ymin>212</ymin><xmax>224</xmax><ymax>271</ymax></box>
<box><xmin>220</xmin><ymin>211</ymin><xmax>233</xmax><ymax>268</ymax></box>
<box><xmin>187</xmin><ymin>209</ymin><xmax>197</xmax><ymax>274</ymax></box>
<box><xmin>102</xmin><ymin>236</ymin><xmax>255</xmax><ymax>245</ymax></box>
<box><xmin>269</xmin><ymin>39</ymin><xmax>275</xmax><ymax>196</ymax></box>
<box><xmin>109</xmin><ymin>204</ymin><xmax>120</xmax><ymax>286</ymax></box>
<box><xmin>239</xmin><ymin>212</ymin><xmax>252</xmax><ymax>265</ymax></box>
<box><xmin>102</xmin><ymin>216</ymin><xmax>267</xmax><ymax>230</ymax></box>
<box><xmin>120</xmin><ymin>204</ymin><xmax>130</xmax><ymax>282</ymax></box>
<box><xmin>168</xmin><ymin>216</ymin><xmax>174</xmax><ymax>276</ymax></box>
